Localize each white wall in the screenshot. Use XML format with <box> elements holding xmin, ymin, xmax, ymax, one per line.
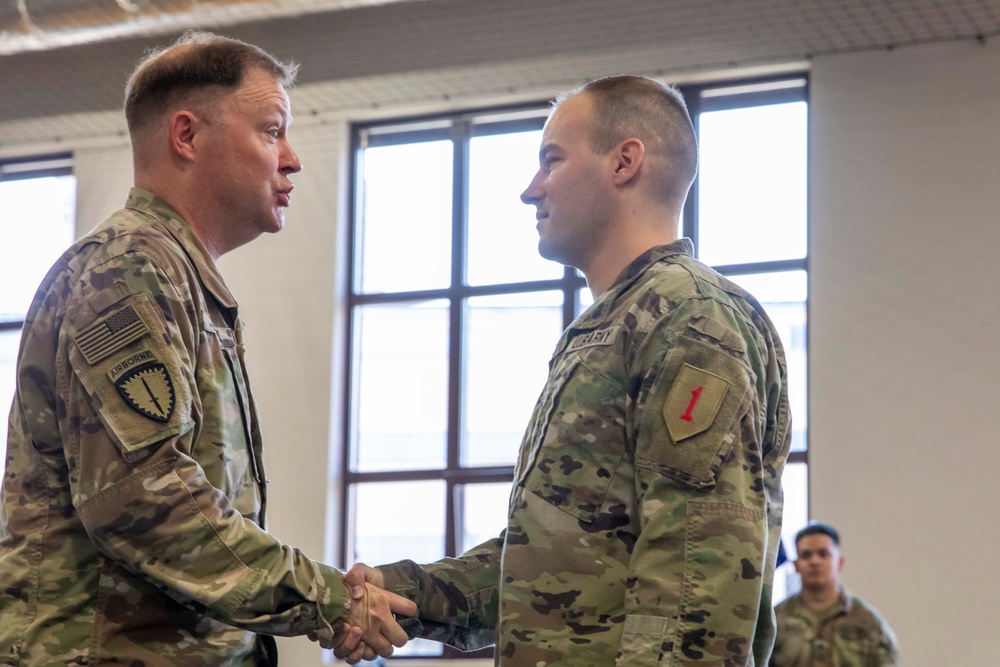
<box><xmin>5</xmin><ymin>35</ymin><xmax>999</xmax><ymax>667</ymax></box>
<box><xmin>810</xmin><ymin>40</ymin><xmax>1000</xmax><ymax>666</ymax></box>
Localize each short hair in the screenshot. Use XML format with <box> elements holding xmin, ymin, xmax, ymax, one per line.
<box><xmin>555</xmin><ymin>74</ymin><xmax>699</xmax><ymax>207</ymax></box>
<box><xmin>124</xmin><ymin>31</ymin><xmax>298</xmax><ymax>140</ymax></box>
<box><xmin>795</xmin><ymin>521</ymin><xmax>841</xmax><ymax>548</ymax></box>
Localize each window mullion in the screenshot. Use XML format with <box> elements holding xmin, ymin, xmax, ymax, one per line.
<box><xmin>446</xmin><ymin>120</ymin><xmax>472</xmax><ymax>558</ymax></box>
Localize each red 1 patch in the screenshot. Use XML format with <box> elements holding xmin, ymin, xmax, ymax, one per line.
<box><xmin>663</xmin><ymin>363</ymin><xmax>731</xmax><ymax>442</ymax></box>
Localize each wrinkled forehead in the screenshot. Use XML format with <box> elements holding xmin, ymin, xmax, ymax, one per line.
<box><xmin>225</xmin><ymin>68</ymin><xmax>292</xmax><ymax>115</ymax></box>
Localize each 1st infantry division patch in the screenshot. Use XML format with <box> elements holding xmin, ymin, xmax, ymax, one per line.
<box><xmin>113</xmin><ymin>361</ymin><xmax>176</xmax><ymax>422</ymax></box>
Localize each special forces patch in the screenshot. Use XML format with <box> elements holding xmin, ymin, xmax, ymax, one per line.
<box><xmin>664</xmin><ymin>363</ymin><xmax>731</xmax><ymax>442</ymax></box>
<box><xmin>108</xmin><ymin>350</ymin><xmax>175</xmax><ymax>422</ymax></box>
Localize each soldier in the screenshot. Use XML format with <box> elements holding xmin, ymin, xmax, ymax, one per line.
<box><xmin>0</xmin><ymin>31</ymin><xmax>415</xmax><ymax>665</ymax></box>
<box><xmin>337</xmin><ymin>74</ymin><xmax>792</xmax><ymax>666</ymax></box>
<box><xmin>771</xmin><ymin>522</ymin><xmax>900</xmax><ymax>666</ymax></box>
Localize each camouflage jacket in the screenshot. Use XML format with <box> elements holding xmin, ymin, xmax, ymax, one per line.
<box><xmin>771</xmin><ymin>590</ymin><xmax>900</xmax><ymax>667</ymax></box>
<box><xmin>0</xmin><ymin>189</ymin><xmax>349</xmax><ymax>666</ymax></box>
<box><xmin>380</xmin><ymin>239</ymin><xmax>792</xmax><ymax>666</ymax></box>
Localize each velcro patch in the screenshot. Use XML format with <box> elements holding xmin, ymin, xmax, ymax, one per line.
<box><xmin>664</xmin><ymin>363</ymin><xmax>731</xmax><ymax>442</ymax></box>
<box><xmin>112</xmin><ymin>359</ymin><xmax>175</xmax><ymax>423</ymax></box>
<box><xmin>74</xmin><ymin>303</ymin><xmax>149</xmax><ymax>365</ymax></box>
<box><xmin>567</xmin><ymin>324</ymin><xmax>621</xmax><ymax>352</ymax></box>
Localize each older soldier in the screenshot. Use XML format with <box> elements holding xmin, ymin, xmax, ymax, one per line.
<box><xmin>771</xmin><ymin>523</ymin><xmax>900</xmax><ymax>667</ymax></box>
<box><xmin>0</xmin><ymin>31</ymin><xmax>415</xmax><ymax>665</ymax></box>
<box><xmin>340</xmin><ymin>75</ymin><xmax>791</xmax><ymax>666</ymax></box>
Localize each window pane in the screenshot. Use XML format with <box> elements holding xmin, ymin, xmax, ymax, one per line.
<box><xmin>774</xmin><ymin>461</ymin><xmax>809</xmax><ymax>602</ymax></box>
<box><xmin>461</xmin><ymin>482</ymin><xmax>510</xmax><ymax>553</ymax></box>
<box><xmin>354</xmin><ymin>300</ymin><xmax>449</xmax><ymax>471</ymax></box>
<box><xmin>468</xmin><ymin>130</ymin><xmax>562</xmax><ymax>285</ymax></box>
<box><xmin>0</xmin><ymin>329</ymin><xmax>21</xmax><ymax>474</ymax></box>
<box><xmin>729</xmin><ymin>270</ymin><xmax>807</xmax><ymax>452</ymax></box>
<box><xmin>350</xmin><ymin>480</ymin><xmax>445</xmax><ymax>658</ymax></box>
<box><xmin>359</xmin><ymin>141</ymin><xmax>453</xmax><ymax>293</ymax></box>
<box><xmin>463</xmin><ymin>292</ymin><xmax>562</xmax><ymax>467</ymax></box>
<box><xmin>697</xmin><ymin>102</ymin><xmax>807</xmax><ymax>266</ymax></box>
<box><xmin>0</xmin><ymin>175</ymin><xmax>76</xmax><ymax>319</ymax></box>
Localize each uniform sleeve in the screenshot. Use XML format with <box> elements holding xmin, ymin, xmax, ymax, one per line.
<box><xmin>619</xmin><ymin>300</ymin><xmax>771</xmax><ymax>665</ymax></box>
<box><xmin>59</xmin><ymin>252</ymin><xmax>350</xmax><ymax>646</ymax></box>
<box><xmin>376</xmin><ymin>534</ymin><xmax>502</xmax><ymax>651</ymax></box>
<box><xmin>876</xmin><ymin>619</ymin><xmax>902</xmax><ymax>666</ymax></box>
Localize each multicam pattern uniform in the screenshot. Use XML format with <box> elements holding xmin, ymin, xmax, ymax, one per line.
<box><xmin>379</xmin><ymin>240</ymin><xmax>792</xmax><ymax>666</ymax></box>
<box><xmin>771</xmin><ymin>590</ymin><xmax>900</xmax><ymax>667</ymax></box>
<box><xmin>0</xmin><ymin>189</ymin><xmax>349</xmax><ymax>666</ymax></box>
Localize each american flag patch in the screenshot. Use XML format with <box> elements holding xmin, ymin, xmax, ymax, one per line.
<box><xmin>75</xmin><ymin>303</ymin><xmax>150</xmax><ymax>365</ymax></box>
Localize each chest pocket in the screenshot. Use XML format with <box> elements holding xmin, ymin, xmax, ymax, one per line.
<box><xmin>196</xmin><ymin>317</ymin><xmax>258</xmax><ymax>513</ymax></box>
<box><xmin>515</xmin><ymin>349</ymin><xmax>627</xmax><ymax>524</ymax></box>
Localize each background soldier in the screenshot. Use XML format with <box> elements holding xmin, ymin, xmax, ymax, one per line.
<box><xmin>771</xmin><ymin>522</ymin><xmax>900</xmax><ymax>667</ymax></box>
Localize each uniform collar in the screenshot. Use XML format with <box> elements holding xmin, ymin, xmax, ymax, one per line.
<box><xmin>125</xmin><ymin>187</ymin><xmax>238</xmax><ymax>310</ymax></box>
<box><xmin>574</xmin><ymin>238</ymin><xmax>694</xmax><ymax>329</ymax></box>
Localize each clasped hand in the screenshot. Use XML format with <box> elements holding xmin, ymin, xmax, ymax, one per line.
<box><xmin>332</xmin><ymin>563</ymin><xmax>415</xmax><ymax>664</ymax></box>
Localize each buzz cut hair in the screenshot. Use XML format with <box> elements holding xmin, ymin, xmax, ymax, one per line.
<box><xmin>124</xmin><ymin>30</ymin><xmax>298</xmax><ymax>140</ymax></box>
<box><xmin>795</xmin><ymin>521</ymin><xmax>841</xmax><ymax>548</ymax></box>
<box><xmin>555</xmin><ymin>74</ymin><xmax>699</xmax><ymax>207</ymax></box>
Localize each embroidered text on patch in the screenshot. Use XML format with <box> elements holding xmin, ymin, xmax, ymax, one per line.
<box><xmin>567</xmin><ymin>324</ymin><xmax>621</xmax><ymax>352</ymax></box>
<box><xmin>114</xmin><ymin>362</ymin><xmax>175</xmax><ymax>422</ymax></box>
<box><xmin>75</xmin><ymin>304</ymin><xmax>149</xmax><ymax>365</ymax></box>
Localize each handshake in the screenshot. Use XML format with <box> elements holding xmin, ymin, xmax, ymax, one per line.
<box><xmin>326</xmin><ymin>563</ymin><xmax>416</xmax><ymax>664</ymax></box>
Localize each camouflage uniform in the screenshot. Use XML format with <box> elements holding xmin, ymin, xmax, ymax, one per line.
<box><xmin>771</xmin><ymin>590</ymin><xmax>900</xmax><ymax>667</ymax></box>
<box><xmin>0</xmin><ymin>189</ymin><xmax>349</xmax><ymax>666</ymax></box>
<box><xmin>380</xmin><ymin>239</ymin><xmax>792</xmax><ymax>666</ymax></box>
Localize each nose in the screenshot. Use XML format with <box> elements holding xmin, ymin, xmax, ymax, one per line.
<box><xmin>281</xmin><ymin>140</ymin><xmax>302</xmax><ymax>175</ymax></box>
<box><xmin>520</xmin><ymin>169</ymin><xmax>543</xmax><ymax>205</ymax></box>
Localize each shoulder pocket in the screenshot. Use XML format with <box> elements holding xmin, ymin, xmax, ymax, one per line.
<box><xmin>69</xmin><ymin>293</ymin><xmax>193</xmax><ymax>462</ymax></box>
<box><xmin>636</xmin><ymin>334</ymin><xmax>752</xmax><ymax>489</ymax></box>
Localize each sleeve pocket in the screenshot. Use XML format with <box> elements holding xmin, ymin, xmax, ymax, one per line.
<box><xmin>69</xmin><ymin>293</ymin><xmax>193</xmax><ymax>462</ymax></box>
<box><xmin>636</xmin><ymin>334</ymin><xmax>752</xmax><ymax>489</ymax></box>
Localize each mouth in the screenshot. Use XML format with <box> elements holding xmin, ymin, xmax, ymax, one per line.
<box><xmin>277</xmin><ymin>186</ymin><xmax>293</xmax><ymax>207</ymax></box>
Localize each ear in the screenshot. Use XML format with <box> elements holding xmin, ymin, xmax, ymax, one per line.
<box><xmin>611</xmin><ymin>137</ymin><xmax>645</xmax><ymax>186</ymax></box>
<box><xmin>836</xmin><ymin>554</ymin><xmax>846</xmax><ymax>573</ymax></box>
<box><xmin>793</xmin><ymin>558</ymin><xmax>805</xmax><ymax>575</ymax></box>
<box><xmin>168</xmin><ymin>110</ymin><xmax>200</xmax><ymax>163</ymax></box>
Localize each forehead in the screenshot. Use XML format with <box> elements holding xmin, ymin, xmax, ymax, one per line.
<box><xmin>797</xmin><ymin>534</ymin><xmax>837</xmax><ymax>553</ymax></box>
<box><xmin>226</xmin><ymin>68</ymin><xmax>291</xmax><ymax>115</ymax></box>
<box><xmin>542</xmin><ymin>93</ymin><xmax>595</xmax><ymax>145</ymax></box>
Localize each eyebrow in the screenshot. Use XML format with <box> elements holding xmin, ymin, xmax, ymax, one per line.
<box><xmin>538</xmin><ymin>142</ymin><xmax>559</xmax><ymax>162</ymax></box>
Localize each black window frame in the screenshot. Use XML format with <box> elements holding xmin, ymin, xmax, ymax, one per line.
<box><xmin>340</xmin><ymin>74</ymin><xmax>809</xmax><ymax>658</ymax></box>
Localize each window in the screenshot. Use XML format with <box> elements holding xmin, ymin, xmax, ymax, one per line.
<box><xmin>343</xmin><ymin>76</ymin><xmax>809</xmax><ymax>657</ymax></box>
<box><xmin>0</xmin><ymin>154</ymin><xmax>77</xmax><ymax>473</ymax></box>
<box><xmin>684</xmin><ymin>77</ymin><xmax>810</xmax><ymax>600</ymax></box>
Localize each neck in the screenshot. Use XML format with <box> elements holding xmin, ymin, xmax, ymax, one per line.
<box><xmin>799</xmin><ymin>583</ymin><xmax>842</xmax><ymax>611</ymax></box>
<box><xmin>135</xmin><ymin>172</ymin><xmax>226</xmax><ymax>260</ymax></box>
<box><xmin>581</xmin><ymin>203</ymin><xmax>681</xmax><ymax>297</ymax></box>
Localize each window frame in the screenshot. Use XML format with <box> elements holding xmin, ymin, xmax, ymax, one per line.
<box><xmin>340</xmin><ymin>75</ymin><xmax>809</xmax><ymax>658</ymax></box>
<box><xmin>0</xmin><ymin>152</ymin><xmax>74</xmax><ymax>335</ymax></box>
